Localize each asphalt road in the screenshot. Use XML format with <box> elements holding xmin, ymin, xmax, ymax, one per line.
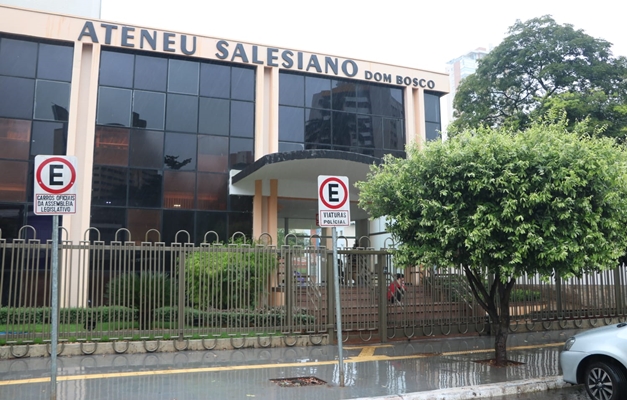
<box><xmin>494</xmin><ymin>384</ymin><xmax>588</xmax><ymax>399</ymax></box>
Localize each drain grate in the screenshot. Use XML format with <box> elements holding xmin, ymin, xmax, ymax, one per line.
<box><xmin>270</xmin><ymin>376</ymin><xmax>327</xmax><ymax>387</ymax></box>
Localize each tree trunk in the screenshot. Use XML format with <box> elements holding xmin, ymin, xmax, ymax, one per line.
<box><xmin>493</xmin><ymin>278</ymin><xmax>515</xmax><ymax>366</ymax></box>
<box><xmin>462</xmin><ymin>266</ymin><xmax>516</xmax><ymax>366</ymax></box>
<box><xmin>493</xmin><ymin>315</ymin><xmax>509</xmax><ymax>365</ymax></box>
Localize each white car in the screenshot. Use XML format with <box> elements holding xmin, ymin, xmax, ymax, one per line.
<box><xmin>560</xmin><ymin>322</ymin><xmax>627</xmax><ymax>400</ymax></box>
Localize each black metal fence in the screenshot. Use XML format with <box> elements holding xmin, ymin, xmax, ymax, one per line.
<box><xmin>1</xmin><ymin>227</ymin><xmax>625</xmax><ymax>357</ymax></box>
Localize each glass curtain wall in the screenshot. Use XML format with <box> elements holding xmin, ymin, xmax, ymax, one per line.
<box><xmin>278</xmin><ymin>71</ymin><xmax>405</xmax><ymax>158</ymax></box>
<box><xmin>92</xmin><ymin>49</ymin><xmax>255</xmax><ymax>244</ymax></box>
<box><xmin>0</xmin><ymin>35</ymin><xmax>73</xmax><ymax>240</ymax></box>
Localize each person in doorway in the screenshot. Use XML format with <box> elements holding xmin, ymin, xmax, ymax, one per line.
<box><xmin>387</xmin><ymin>273</ymin><xmax>406</xmax><ymax>305</ymax></box>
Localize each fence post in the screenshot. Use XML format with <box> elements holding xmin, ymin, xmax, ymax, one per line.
<box><xmin>177</xmin><ymin>248</ymin><xmax>186</xmax><ymax>338</ymax></box>
<box><xmin>326</xmin><ymin>250</ymin><xmax>335</xmax><ymax>344</ymax></box>
<box><xmin>615</xmin><ymin>267</ymin><xmax>623</xmax><ymax>316</ymax></box>
<box><xmin>285</xmin><ymin>247</ymin><xmax>293</xmax><ymax>332</ymax></box>
<box><xmin>556</xmin><ymin>274</ymin><xmax>563</xmax><ymax>320</ymax></box>
<box><xmin>377</xmin><ymin>253</ymin><xmax>387</xmax><ymax>343</ymax></box>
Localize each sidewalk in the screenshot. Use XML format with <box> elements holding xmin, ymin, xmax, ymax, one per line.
<box><xmin>0</xmin><ymin>329</ymin><xmax>578</xmax><ymax>400</ymax></box>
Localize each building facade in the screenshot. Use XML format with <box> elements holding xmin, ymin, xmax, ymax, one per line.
<box><xmin>0</xmin><ymin>6</ymin><xmax>448</xmax><ymax>247</ymax></box>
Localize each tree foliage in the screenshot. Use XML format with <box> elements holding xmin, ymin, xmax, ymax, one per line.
<box><xmin>450</xmin><ymin>15</ymin><xmax>627</xmax><ymax>140</ymax></box>
<box><xmin>357</xmin><ymin>115</ymin><xmax>627</xmax><ymax>363</ymax></box>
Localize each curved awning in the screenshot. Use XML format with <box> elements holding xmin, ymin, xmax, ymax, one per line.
<box><xmin>230</xmin><ymin>150</ymin><xmax>383</xmax><ymax>220</ymax></box>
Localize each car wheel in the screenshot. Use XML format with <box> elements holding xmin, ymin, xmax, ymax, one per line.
<box><xmin>584</xmin><ymin>361</ymin><xmax>627</xmax><ymax>400</ymax></box>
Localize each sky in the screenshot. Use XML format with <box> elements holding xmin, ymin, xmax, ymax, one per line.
<box><xmin>100</xmin><ymin>0</ymin><xmax>627</xmax><ymax>73</ymax></box>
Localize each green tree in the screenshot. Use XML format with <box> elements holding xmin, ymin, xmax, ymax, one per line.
<box><xmin>451</xmin><ymin>16</ymin><xmax>627</xmax><ymax>140</ymax></box>
<box><xmin>357</xmin><ymin>115</ymin><xmax>627</xmax><ymax>365</ymax></box>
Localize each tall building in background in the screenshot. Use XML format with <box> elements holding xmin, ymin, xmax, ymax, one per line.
<box><xmin>0</xmin><ymin>0</ymin><xmax>101</xmax><ymax>17</ymax></box>
<box><xmin>445</xmin><ymin>47</ymin><xmax>489</xmax><ymax>121</ymax></box>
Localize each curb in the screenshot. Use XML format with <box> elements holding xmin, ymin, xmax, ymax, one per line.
<box><xmin>355</xmin><ymin>376</ymin><xmax>571</xmax><ymax>400</ymax></box>
<box><xmin>0</xmin><ymin>334</ymin><xmax>328</xmax><ymax>359</ymax></box>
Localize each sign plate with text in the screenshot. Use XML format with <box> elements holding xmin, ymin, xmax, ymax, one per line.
<box><xmin>34</xmin><ymin>156</ymin><xmax>78</xmax><ymax>215</ymax></box>
<box><xmin>318</xmin><ymin>175</ymin><xmax>350</xmax><ymax>227</ymax></box>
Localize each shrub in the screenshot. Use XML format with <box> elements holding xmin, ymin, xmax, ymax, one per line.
<box><xmin>184</xmin><ymin>245</ymin><xmax>278</xmax><ymax>310</ymax></box>
<box><xmin>510</xmin><ymin>289</ymin><xmax>541</xmax><ymax>302</ymax></box>
<box><xmin>0</xmin><ymin>306</ymin><xmax>136</xmax><ymax>325</ymax></box>
<box><xmin>106</xmin><ymin>272</ymin><xmax>176</xmax><ymax>329</ymax></box>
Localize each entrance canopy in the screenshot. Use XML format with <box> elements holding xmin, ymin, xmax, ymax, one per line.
<box><xmin>230</xmin><ymin>150</ymin><xmax>383</xmax><ymax>221</ymax></box>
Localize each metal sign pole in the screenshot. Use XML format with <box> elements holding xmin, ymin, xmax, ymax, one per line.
<box><xmin>332</xmin><ymin>227</ymin><xmax>345</xmax><ymax>387</ymax></box>
<box><xmin>50</xmin><ymin>215</ymin><xmax>59</xmax><ymax>400</ymax></box>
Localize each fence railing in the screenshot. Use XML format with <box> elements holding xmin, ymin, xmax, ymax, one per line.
<box><xmin>1</xmin><ymin>228</ymin><xmax>626</xmax><ymax>356</ymax></box>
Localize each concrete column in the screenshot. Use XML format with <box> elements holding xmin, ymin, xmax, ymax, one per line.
<box><xmin>251</xmin><ymin>65</ymin><xmax>279</xmax><ymax>242</ymax></box>
<box><xmin>253</xmin><ymin>180</ymin><xmax>263</xmax><ymax>240</ymax></box>
<box><xmin>405</xmin><ymin>87</ymin><xmax>426</xmax><ymax>149</ymax></box>
<box><xmin>59</xmin><ymin>41</ymin><xmax>100</xmax><ymax>307</ymax></box>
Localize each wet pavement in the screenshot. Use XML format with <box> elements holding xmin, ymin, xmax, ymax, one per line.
<box><xmin>0</xmin><ymin>329</ymin><xmax>583</xmax><ymax>400</ymax></box>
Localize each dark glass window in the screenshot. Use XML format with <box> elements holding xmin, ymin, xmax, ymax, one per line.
<box><xmin>356</xmin><ymin>115</ymin><xmax>375</xmax><ymax>149</ymax></box>
<box><xmin>306</xmin><ymin>76</ymin><xmax>331</xmax><ymax>109</ymax></box>
<box><xmin>0</xmin><ymin>76</ymin><xmax>35</xmax><ymax>119</ymax></box>
<box><xmin>91</xmin><ymin>49</ymin><xmax>256</xmax><ymax>243</ymax></box>
<box><xmin>163</xmin><ymin>209</ymin><xmax>194</xmax><ymax>244</ymax></box>
<box><xmin>231</xmin><ymin>67</ymin><xmax>254</xmax><ymax>101</ymax></box>
<box><xmin>91</xmin><ymin>166</ymin><xmax>127</xmax><ymax>206</ymax></box>
<box><xmin>197</xmin><ymin>173</ymin><xmax>227</xmax><ymax>210</ymax></box>
<box><xmin>94</xmin><ymin>126</ymin><xmax>129</xmax><ymax>166</ymax></box>
<box><xmin>0</xmin><ymin>160</ymin><xmax>28</xmax><ymax>202</ymax></box>
<box><xmin>279</xmin><ymin>73</ymin><xmax>304</xmax><ymax>107</ymax></box>
<box><xmin>164</xmin><ymin>170</ymin><xmax>195</xmax><ymax>209</ymax></box>
<box><xmin>99</xmin><ymin>51</ymin><xmax>134</xmax><ymax>88</ymax></box>
<box><xmin>164</xmin><ymin>132</ymin><xmax>196</xmax><ymax>170</ymax></box>
<box><xmin>424</xmin><ymin>93</ymin><xmax>441</xmax><ymax>142</ymax></box>
<box><xmin>25</xmin><ymin>212</ymin><xmax>54</xmax><ymax>242</ymax></box>
<box><xmin>165</xmin><ymin>94</ymin><xmax>198</xmax><ymax>133</ymax></box>
<box><xmin>134</xmin><ymin>55</ymin><xmax>167</xmax><ymax>91</ymax></box>
<box><xmin>230</xmin><ymin>100</ymin><xmax>253</xmax><ymax>137</ymax></box>
<box><xmin>0</xmin><ymin>38</ymin><xmax>37</xmax><ymax>78</ymax></box>
<box><xmin>426</xmin><ymin>122</ymin><xmax>441</xmax><ymax>142</ymax></box>
<box><xmin>168</xmin><ymin>59</ymin><xmax>199</xmax><ymax>95</ymax></box>
<box><xmin>128</xmin><ymin>169</ymin><xmax>162</xmax><ymax>208</ymax></box>
<box><xmin>0</xmin><ymin>204</ymin><xmax>24</xmax><ymax>239</ymax></box>
<box><xmin>383</xmin><ymin>118</ymin><xmax>404</xmax><ymax>150</ymax></box>
<box><xmin>424</xmin><ymin>93</ymin><xmax>441</xmax><ymax>123</ymax></box>
<box><xmin>37</xmin><ymin>44</ymin><xmax>73</xmax><ymax>82</ymax></box>
<box><xmin>34</xmin><ymin>80</ymin><xmax>71</xmax><ymax>121</ymax></box>
<box><xmin>228</xmin><ymin>212</ymin><xmax>252</xmax><ymax>238</ymax></box>
<box><xmin>0</xmin><ymin>118</ymin><xmax>30</xmax><ymax>160</ymax></box>
<box><xmin>30</xmin><ymin>121</ymin><xmax>67</xmax><ymax>158</ymax></box>
<box><xmin>129</xmin><ymin>129</ymin><xmax>163</xmax><ymax>168</ymax></box>
<box><xmin>280</xmin><ymin>71</ymin><xmax>406</xmax><ymax>158</ymax></box>
<box><xmin>89</xmin><ymin>207</ymin><xmax>126</xmax><ymax>242</ymax></box>
<box><xmin>97</xmin><ymin>87</ymin><xmax>132</xmax><ymax>127</ymax></box>
<box><xmin>230</xmin><ymin>195</ymin><xmax>252</xmax><ymax>212</ymax></box>
<box><xmin>195</xmin><ymin>211</ymin><xmax>227</xmax><ymax>244</ymax></box>
<box><xmin>305</xmin><ymin>108</ymin><xmax>331</xmax><ymax>145</ymax></box>
<box><xmin>0</xmin><ymin>37</ymin><xmax>73</xmax><ymax>239</ymax></box>
<box><xmin>128</xmin><ymin>208</ymin><xmax>161</xmax><ymax>243</ymax></box>
<box><xmin>229</xmin><ymin>137</ymin><xmax>253</xmax><ymax>169</ymax></box>
<box><xmin>279</xmin><ymin>106</ymin><xmax>304</xmax><ymax>142</ymax></box>
<box><xmin>197</xmin><ymin>135</ymin><xmax>228</xmax><ymax>173</ymax></box>
<box><xmin>200</xmin><ymin>63</ymin><xmax>230</xmax><ymax>98</ymax></box>
<box><xmin>132</xmin><ymin>90</ymin><xmax>165</xmax><ymax>129</ymax></box>
<box><xmin>198</xmin><ymin>97</ymin><xmax>229</xmax><ymax>135</ymax></box>
<box><xmin>332</xmin><ymin>111</ymin><xmax>355</xmax><ymax>147</ymax></box>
